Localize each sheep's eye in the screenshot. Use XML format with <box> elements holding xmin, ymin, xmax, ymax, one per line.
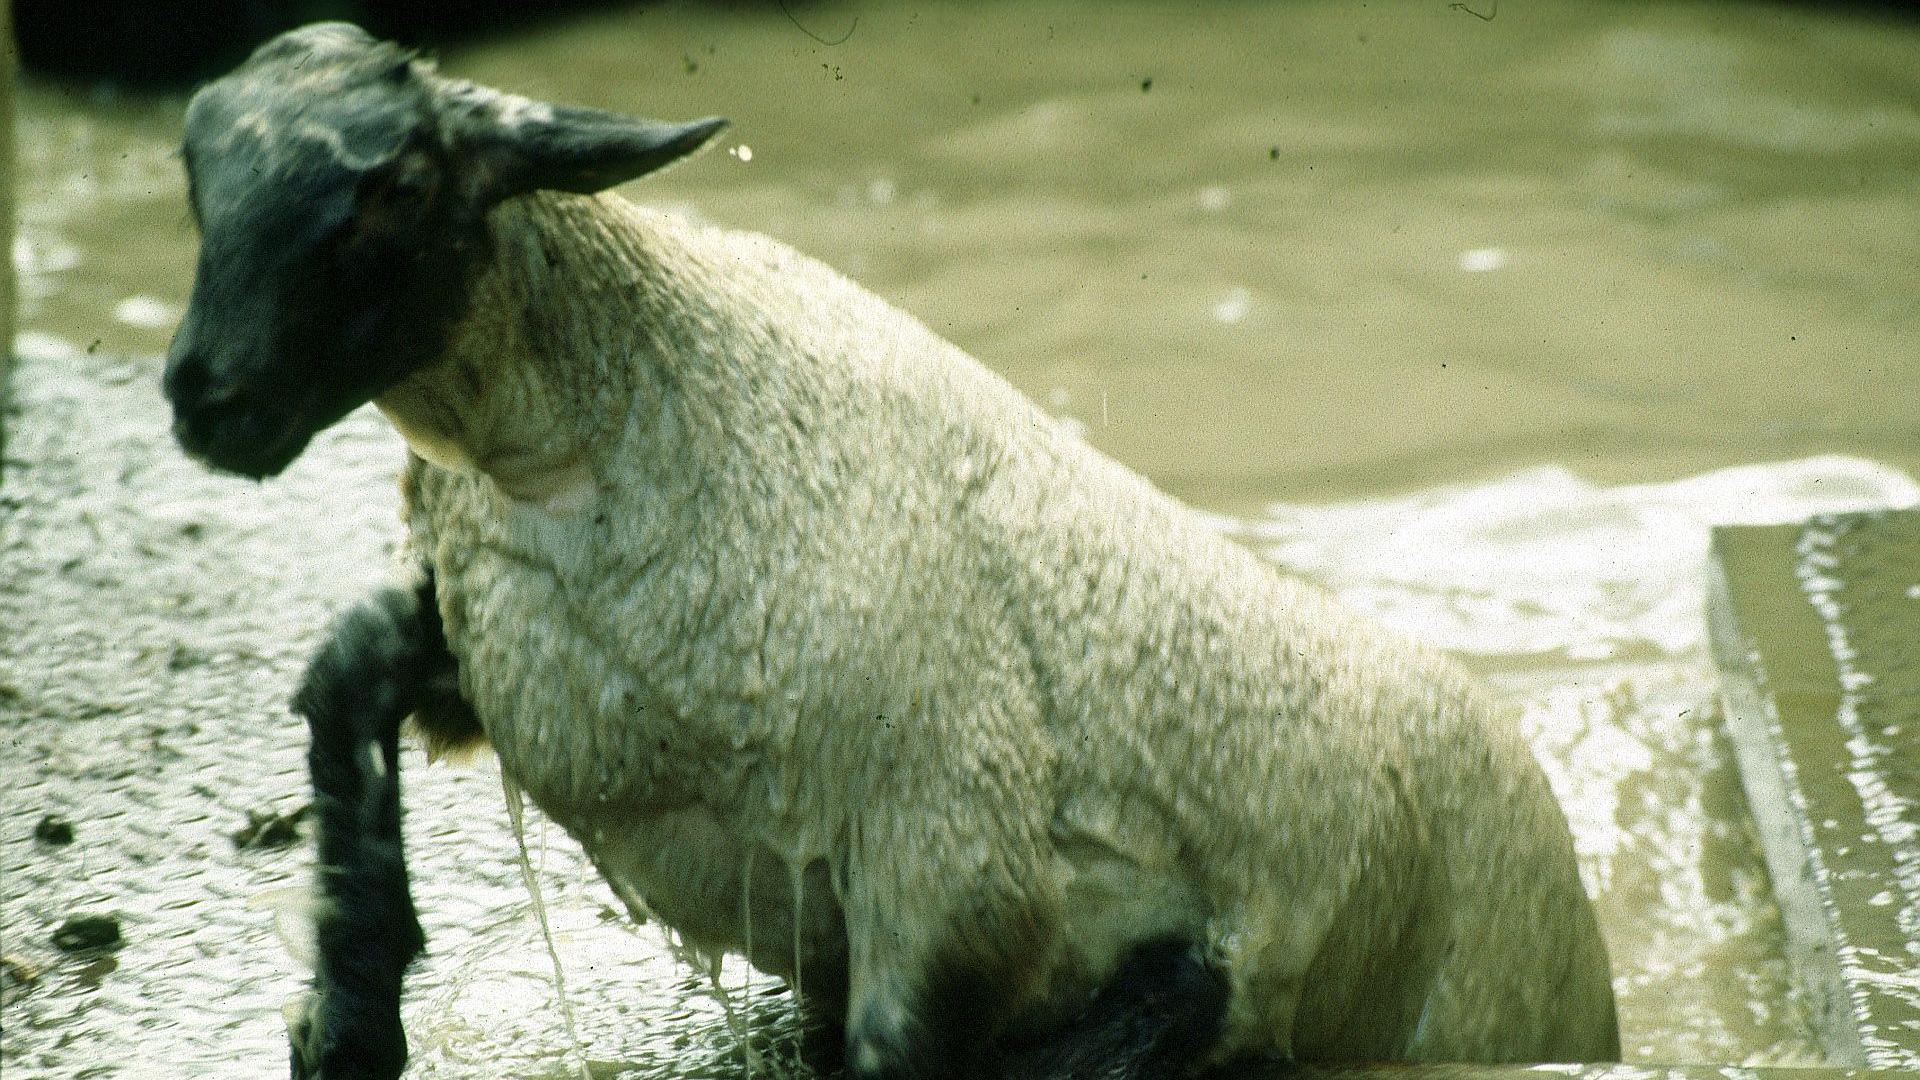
<box><xmin>388</xmin><ymin>159</ymin><xmax>435</xmax><ymax>202</ymax></box>
<box><xmin>337</xmin><ymin>154</ymin><xmax>441</xmax><ymax>259</ymax></box>
<box><xmin>362</xmin><ymin>153</ymin><xmax>439</xmax><ymax>211</ymax></box>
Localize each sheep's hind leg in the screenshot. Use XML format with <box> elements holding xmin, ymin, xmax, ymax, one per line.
<box><xmin>848</xmin><ymin>933</ymin><xmax>1227</xmax><ymax>1080</ymax></box>
<box><xmin>841</xmin><ymin>781</ymin><xmax>1060</xmax><ymax>1080</ymax></box>
<box><xmin>994</xmin><ymin>938</ymin><xmax>1232</xmax><ymax>1080</ymax></box>
<box><xmin>288</xmin><ymin>573</ymin><xmax>475</xmax><ymax>1080</ymax></box>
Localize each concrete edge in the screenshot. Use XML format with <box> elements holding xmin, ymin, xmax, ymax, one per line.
<box><xmin>1706</xmin><ymin>531</ymin><xmax>1869</xmax><ymax>1066</ymax></box>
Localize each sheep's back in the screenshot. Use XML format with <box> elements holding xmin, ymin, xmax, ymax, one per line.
<box><xmin>396</xmin><ymin>192</ymin><xmax>1614</xmax><ymax>1063</ymax></box>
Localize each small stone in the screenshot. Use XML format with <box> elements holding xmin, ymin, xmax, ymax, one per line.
<box><xmin>167</xmin><ymin>644</ymin><xmax>209</xmax><ymax>671</ymax></box>
<box><xmin>232</xmin><ymin>804</ymin><xmax>311</xmax><ymax>851</ymax></box>
<box><xmin>1</xmin><ymin>954</ymin><xmax>41</xmax><ymax>1005</ymax></box>
<box><xmin>52</xmin><ymin>914</ymin><xmax>122</xmax><ymax>952</ymax></box>
<box><xmin>34</xmin><ymin>815</ymin><xmax>75</xmax><ymax>845</ymax></box>
<box><xmin>2</xmin><ymin>954</ymin><xmax>40</xmax><ymax>985</ymax></box>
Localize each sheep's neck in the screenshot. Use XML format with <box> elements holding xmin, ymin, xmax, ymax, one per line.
<box><xmin>376</xmin><ymin>191</ymin><xmax>666</xmax><ymax>515</ymax></box>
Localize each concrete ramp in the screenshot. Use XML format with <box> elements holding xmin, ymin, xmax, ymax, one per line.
<box><xmin>1709</xmin><ymin>509</ymin><xmax>1920</xmax><ymax>1071</ymax></box>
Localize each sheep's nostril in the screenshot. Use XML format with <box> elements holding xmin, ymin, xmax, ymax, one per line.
<box><xmin>198</xmin><ymin>379</ymin><xmax>248</xmax><ymax>413</ymax></box>
<box><xmin>168</xmin><ymin>362</ymin><xmax>248</xmax><ymax>423</ymax></box>
<box><xmin>167</xmin><ymin>361</ymin><xmax>265</xmax><ymax>450</ymax></box>
<box><xmin>162</xmin><ymin>344</ymin><xmax>252</xmax><ymax>418</ymax></box>
<box><xmin>161</xmin><ymin>349</ymin><xmax>207</xmax><ymax>407</ymax></box>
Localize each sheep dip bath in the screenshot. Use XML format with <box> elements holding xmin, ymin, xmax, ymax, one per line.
<box><xmin>155</xmin><ymin>22</ymin><xmax>1625</xmax><ymax>1080</ymax></box>
<box><xmin>17</xmin><ymin>4</ymin><xmax>1920</xmax><ymax>1073</ymax></box>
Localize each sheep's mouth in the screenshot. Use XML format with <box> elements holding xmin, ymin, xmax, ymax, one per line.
<box><xmin>172</xmin><ymin>393</ymin><xmax>320</xmax><ymax>480</ymax></box>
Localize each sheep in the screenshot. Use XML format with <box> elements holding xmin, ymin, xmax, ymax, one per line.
<box><xmin>163</xmin><ymin>22</ymin><xmax>1621</xmax><ymax>1080</ymax></box>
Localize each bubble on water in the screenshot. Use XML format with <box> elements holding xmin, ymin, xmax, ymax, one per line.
<box><xmin>114</xmin><ymin>295</ymin><xmax>178</xmax><ymax>328</ymax></box>
<box><xmin>1212</xmin><ymin>286</ymin><xmax>1252</xmax><ymax>325</ymax></box>
<box><xmin>1198</xmin><ymin>185</ymin><xmax>1231</xmax><ymax>212</ymax></box>
<box><xmin>15</xmin><ymin>235</ymin><xmax>81</xmax><ymax>277</ymax></box>
<box><xmin>13</xmin><ymin>330</ymin><xmax>82</xmax><ymax>361</ymax></box>
<box><xmin>1459</xmin><ymin>247</ymin><xmax>1508</xmax><ymax>272</ymax></box>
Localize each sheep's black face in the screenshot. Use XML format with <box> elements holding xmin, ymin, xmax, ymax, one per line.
<box><xmin>165</xmin><ymin>24</ymin><xmax>484</xmax><ymax>479</ymax></box>
<box><xmin>164</xmin><ymin>21</ymin><xmax>727</xmax><ymax>479</ymax></box>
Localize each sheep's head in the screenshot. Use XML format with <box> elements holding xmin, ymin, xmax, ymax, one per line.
<box><xmin>164</xmin><ymin>22</ymin><xmax>725</xmax><ymax>478</ymax></box>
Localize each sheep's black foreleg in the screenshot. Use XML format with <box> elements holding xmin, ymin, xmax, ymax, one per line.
<box><xmin>992</xmin><ymin>939</ymin><xmax>1232</xmax><ymax>1080</ymax></box>
<box><xmin>288</xmin><ymin>574</ymin><xmax>474</xmax><ymax>1080</ymax></box>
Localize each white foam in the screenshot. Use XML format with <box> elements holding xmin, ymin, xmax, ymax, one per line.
<box><xmin>1244</xmin><ymin>457</ymin><xmax>1920</xmax><ymax>659</ymax></box>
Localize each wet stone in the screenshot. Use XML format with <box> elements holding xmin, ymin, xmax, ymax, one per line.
<box><xmin>52</xmin><ymin>913</ymin><xmax>124</xmax><ymax>953</ymax></box>
<box><xmin>33</xmin><ymin>813</ymin><xmax>75</xmax><ymax>845</ymax></box>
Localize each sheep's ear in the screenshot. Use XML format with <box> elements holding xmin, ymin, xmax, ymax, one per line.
<box><xmin>444</xmin><ymin>88</ymin><xmax>726</xmax><ymax>204</ymax></box>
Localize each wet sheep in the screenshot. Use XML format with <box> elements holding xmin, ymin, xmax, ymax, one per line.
<box><xmin>163</xmin><ymin>22</ymin><xmax>1621</xmax><ymax>1079</ymax></box>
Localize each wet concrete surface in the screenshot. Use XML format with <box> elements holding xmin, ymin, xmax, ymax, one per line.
<box><xmin>0</xmin><ymin>334</ymin><xmax>815</xmax><ymax>1078</ymax></box>
<box><xmin>1710</xmin><ymin>510</ymin><xmax>1920</xmax><ymax>1070</ymax></box>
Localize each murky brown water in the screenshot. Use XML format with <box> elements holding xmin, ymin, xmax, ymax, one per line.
<box><xmin>5</xmin><ymin>1</ymin><xmax>1918</xmax><ymax>1076</ymax></box>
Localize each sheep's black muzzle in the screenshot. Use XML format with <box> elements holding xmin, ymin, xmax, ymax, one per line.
<box><xmin>169</xmin><ymin>398</ymin><xmax>313</xmax><ymax>480</ymax></box>
<box><xmin>164</xmin><ymin>340</ymin><xmax>316</xmax><ymax>480</ymax></box>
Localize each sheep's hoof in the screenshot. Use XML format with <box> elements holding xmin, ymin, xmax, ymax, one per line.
<box><xmin>846</xmin><ymin>993</ymin><xmax>966</xmax><ymax>1080</ymax></box>
<box><xmin>286</xmin><ymin>991</ymin><xmax>408</xmax><ymax>1080</ymax></box>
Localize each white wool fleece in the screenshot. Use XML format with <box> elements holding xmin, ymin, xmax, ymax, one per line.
<box><xmin>374</xmin><ymin>190</ymin><xmax>1618</xmax><ymax>1066</ymax></box>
